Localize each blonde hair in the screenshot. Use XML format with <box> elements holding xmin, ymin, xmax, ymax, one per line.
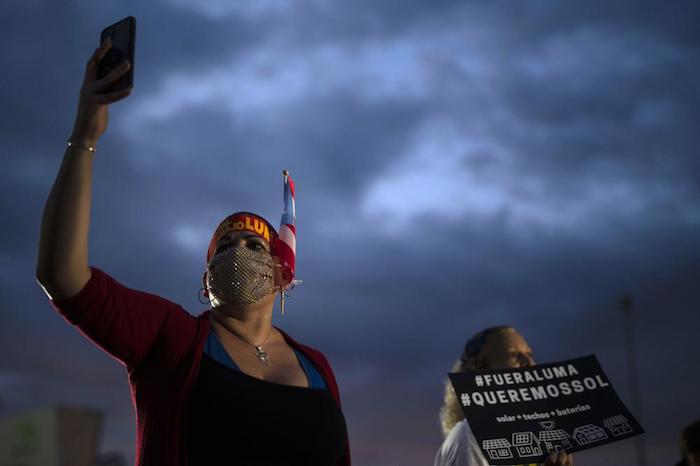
<box><xmin>439</xmin><ymin>326</ymin><xmax>515</xmax><ymax>437</ymax></box>
<box><xmin>439</xmin><ymin>358</ymin><xmax>468</xmax><ymax>437</ymax></box>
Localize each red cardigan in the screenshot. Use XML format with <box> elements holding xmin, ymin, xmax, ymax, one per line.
<box><xmin>50</xmin><ymin>267</ymin><xmax>351</xmax><ymax>466</ymax></box>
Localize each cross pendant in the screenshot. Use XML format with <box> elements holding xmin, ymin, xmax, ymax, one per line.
<box><xmin>255</xmin><ymin>346</ymin><xmax>272</xmax><ymax>366</ymax></box>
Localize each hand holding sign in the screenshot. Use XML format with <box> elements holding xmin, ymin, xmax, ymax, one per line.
<box><xmin>544</xmin><ymin>451</ymin><xmax>574</xmax><ymax>466</ymax></box>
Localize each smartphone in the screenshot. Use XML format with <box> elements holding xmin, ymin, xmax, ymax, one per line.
<box><xmin>97</xmin><ymin>16</ymin><xmax>136</xmax><ymax>93</ymax></box>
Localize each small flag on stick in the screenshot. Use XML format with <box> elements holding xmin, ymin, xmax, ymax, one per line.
<box><xmin>277</xmin><ymin>170</ymin><xmax>296</xmax><ymax>287</ymax></box>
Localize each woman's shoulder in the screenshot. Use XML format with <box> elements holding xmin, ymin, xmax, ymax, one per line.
<box><xmin>446</xmin><ymin>420</ymin><xmax>473</xmax><ymax>442</ymax></box>
<box><xmin>436</xmin><ymin>420</ymin><xmax>487</xmax><ymax>466</ymax></box>
<box><xmin>439</xmin><ymin>421</ymin><xmax>478</xmax><ymax>456</ymax></box>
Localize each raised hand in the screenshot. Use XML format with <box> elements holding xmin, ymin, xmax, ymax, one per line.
<box><xmin>70</xmin><ymin>37</ymin><xmax>132</xmax><ymax>147</ymax></box>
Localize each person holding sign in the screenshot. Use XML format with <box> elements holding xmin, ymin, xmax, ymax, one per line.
<box><xmin>435</xmin><ymin>326</ymin><xmax>574</xmax><ymax>466</ymax></box>
<box><xmin>36</xmin><ymin>34</ymin><xmax>350</xmax><ymax>466</ymax></box>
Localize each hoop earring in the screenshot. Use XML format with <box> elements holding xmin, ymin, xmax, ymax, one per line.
<box><xmin>198</xmin><ymin>287</ymin><xmax>210</xmax><ymax>305</ymax></box>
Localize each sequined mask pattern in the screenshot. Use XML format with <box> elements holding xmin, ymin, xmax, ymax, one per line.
<box><xmin>207</xmin><ymin>246</ymin><xmax>276</xmax><ymax>306</ymax></box>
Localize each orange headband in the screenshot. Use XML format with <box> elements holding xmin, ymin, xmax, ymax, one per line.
<box><xmin>206</xmin><ymin>212</ymin><xmax>278</xmax><ymax>262</ymax></box>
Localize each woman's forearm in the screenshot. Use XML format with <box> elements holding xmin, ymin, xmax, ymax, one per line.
<box><xmin>36</xmin><ymin>145</ymin><xmax>95</xmax><ymax>300</ymax></box>
<box><xmin>36</xmin><ymin>37</ymin><xmax>132</xmax><ymax>300</ymax></box>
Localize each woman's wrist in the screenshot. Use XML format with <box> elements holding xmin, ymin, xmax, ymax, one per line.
<box><xmin>66</xmin><ymin>140</ymin><xmax>97</xmax><ymax>153</ymax></box>
<box><xmin>68</xmin><ymin>133</ymin><xmax>99</xmax><ymax>149</ymax></box>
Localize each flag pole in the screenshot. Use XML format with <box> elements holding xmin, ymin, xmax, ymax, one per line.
<box><xmin>620</xmin><ymin>294</ymin><xmax>647</xmax><ymax>466</ymax></box>
<box><xmin>280</xmin><ymin>170</ymin><xmax>289</xmax><ymax>315</ymax></box>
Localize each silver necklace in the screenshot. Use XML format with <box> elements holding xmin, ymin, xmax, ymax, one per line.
<box><xmin>221</xmin><ymin>322</ymin><xmax>275</xmax><ymax>366</ymax></box>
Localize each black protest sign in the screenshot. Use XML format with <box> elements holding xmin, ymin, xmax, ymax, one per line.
<box><xmin>449</xmin><ymin>355</ymin><xmax>643</xmax><ymax>465</ymax></box>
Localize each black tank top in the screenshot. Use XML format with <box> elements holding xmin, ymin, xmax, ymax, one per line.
<box><xmin>187</xmin><ymin>354</ymin><xmax>347</xmax><ymax>466</ymax></box>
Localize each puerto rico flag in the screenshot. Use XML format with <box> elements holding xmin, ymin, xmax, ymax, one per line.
<box><xmin>276</xmin><ymin>170</ymin><xmax>296</xmax><ymax>285</ymax></box>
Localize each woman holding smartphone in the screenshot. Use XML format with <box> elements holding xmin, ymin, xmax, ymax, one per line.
<box><xmin>36</xmin><ymin>37</ymin><xmax>350</xmax><ymax>466</ymax></box>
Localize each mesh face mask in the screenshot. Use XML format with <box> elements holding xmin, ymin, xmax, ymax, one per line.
<box><xmin>206</xmin><ymin>246</ymin><xmax>277</xmax><ymax>307</ymax></box>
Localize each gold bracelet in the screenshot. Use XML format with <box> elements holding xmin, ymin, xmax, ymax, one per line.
<box><xmin>66</xmin><ymin>140</ymin><xmax>97</xmax><ymax>152</ymax></box>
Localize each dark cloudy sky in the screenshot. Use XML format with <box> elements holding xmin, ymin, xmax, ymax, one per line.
<box><xmin>1</xmin><ymin>0</ymin><xmax>699</xmax><ymax>465</ymax></box>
